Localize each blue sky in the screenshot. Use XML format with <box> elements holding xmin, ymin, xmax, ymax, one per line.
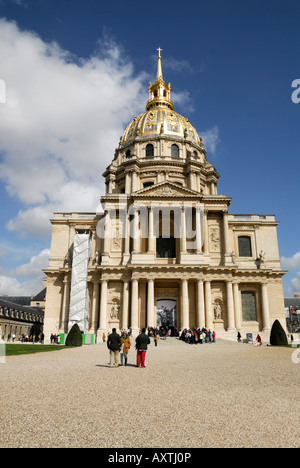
<box><xmin>0</xmin><ymin>0</ymin><xmax>299</xmax><ymax>296</ymax></box>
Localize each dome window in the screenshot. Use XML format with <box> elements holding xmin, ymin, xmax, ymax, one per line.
<box><xmin>146</xmin><ymin>144</ymin><xmax>154</xmax><ymax>157</ymax></box>
<box><xmin>125</xmin><ymin>149</ymin><xmax>131</xmax><ymax>158</ymax></box>
<box><xmin>171</xmin><ymin>144</ymin><xmax>179</xmax><ymax>158</ymax></box>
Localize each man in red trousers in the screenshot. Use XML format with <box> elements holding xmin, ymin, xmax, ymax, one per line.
<box><xmin>135</xmin><ymin>328</ymin><xmax>151</xmax><ymax>368</ymax></box>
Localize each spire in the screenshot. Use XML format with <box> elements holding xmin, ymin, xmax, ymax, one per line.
<box><xmin>156</xmin><ymin>47</ymin><xmax>163</xmax><ymax>81</ymax></box>
<box><xmin>146</xmin><ymin>48</ymin><xmax>174</xmax><ymax>111</ymax></box>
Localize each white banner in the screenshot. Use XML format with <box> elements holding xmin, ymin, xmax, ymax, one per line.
<box><xmin>68</xmin><ymin>233</ymin><xmax>91</xmax><ymax>332</ymax></box>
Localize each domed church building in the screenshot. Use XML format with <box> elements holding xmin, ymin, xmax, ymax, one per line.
<box><xmin>43</xmin><ymin>50</ymin><xmax>286</xmax><ymax>342</ymax></box>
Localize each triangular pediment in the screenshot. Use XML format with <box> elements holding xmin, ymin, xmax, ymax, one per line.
<box><xmin>134</xmin><ymin>181</ymin><xmax>201</xmax><ymax>198</ymax></box>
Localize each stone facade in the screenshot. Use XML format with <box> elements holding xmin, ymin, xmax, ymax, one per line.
<box><xmin>43</xmin><ymin>51</ymin><xmax>286</xmax><ymax>342</ymax></box>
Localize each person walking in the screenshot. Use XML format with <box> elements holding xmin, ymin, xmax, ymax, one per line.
<box><xmin>107</xmin><ymin>328</ymin><xmax>121</xmax><ymax>367</ymax></box>
<box><xmin>120</xmin><ymin>331</ymin><xmax>131</xmax><ymax>366</ymax></box>
<box><xmin>255</xmin><ymin>334</ymin><xmax>262</xmax><ymax>347</ymax></box>
<box><xmin>154</xmin><ymin>333</ymin><xmax>159</xmax><ymax>347</ymax></box>
<box><xmin>135</xmin><ymin>328</ymin><xmax>150</xmax><ymax>368</ymax></box>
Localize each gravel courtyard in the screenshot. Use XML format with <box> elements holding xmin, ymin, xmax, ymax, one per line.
<box><xmin>0</xmin><ymin>338</ymin><xmax>299</xmax><ymax>448</ymax></box>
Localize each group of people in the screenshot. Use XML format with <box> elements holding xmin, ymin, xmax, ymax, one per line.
<box><xmin>50</xmin><ymin>334</ymin><xmax>60</xmax><ymax>345</ymax></box>
<box><xmin>107</xmin><ymin>327</ymin><xmax>153</xmax><ymax>368</ymax></box>
<box><xmin>6</xmin><ymin>333</ymin><xmax>44</xmax><ymax>344</ymax></box>
<box><xmin>180</xmin><ymin>328</ymin><xmax>216</xmax><ymax>344</ymax></box>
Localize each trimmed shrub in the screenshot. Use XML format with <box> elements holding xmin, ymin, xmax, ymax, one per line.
<box><xmin>270</xmin><ymin>320</ymin><xmax>288</xmax><ymax>346</ymax></box>
<box><xmin>65</xmin><ymin>324</ymin><xmax>83</xmax><ymax>347</ymax></box>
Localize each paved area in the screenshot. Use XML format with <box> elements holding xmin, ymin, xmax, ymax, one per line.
<box><xmin>0</xmin><ymin>338</ymin><xmax>299</xmax><ymax>448</ymax></box>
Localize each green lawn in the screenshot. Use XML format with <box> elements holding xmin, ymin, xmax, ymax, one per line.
<box><xmin>4</xmin><ymin>344</ymin><xmax>72</xmax><ymax>356</ymax></box>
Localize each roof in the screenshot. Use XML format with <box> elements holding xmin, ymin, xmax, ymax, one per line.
<box><xmin>32</xmin><ymin>288</ymin><xmax>47</xmax><ymax>302</ymax></box>
<box><xmin>284</xmin><ymin>298</ymin><xmax>300</xmax><ymax>310</ymax></box>
<box><xmin>0</xmin><ymin>297</ymin><xmax>44</xmax><ymax>319</ymax></box>
<box><xmin>0</xmin><ymin>296</ymin><xmax>31</xmax><ymax>306</ymax></box>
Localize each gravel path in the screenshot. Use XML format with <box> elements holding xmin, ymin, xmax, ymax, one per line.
<box><xmin>0</xmin><ymin>338</ymin><xmax>299</xmax><ymax>448</ymax></box>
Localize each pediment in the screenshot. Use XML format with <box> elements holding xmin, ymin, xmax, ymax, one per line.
<box><xmin>134</xmin><ymin>181</ymin><xmax>201</xmax><ymax>198</ymax></box>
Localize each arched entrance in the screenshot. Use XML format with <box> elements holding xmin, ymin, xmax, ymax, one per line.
<box><xmin>157</xmin><ymin>299</ymin><xmax>177</xmax><ymax>334</ymax></box>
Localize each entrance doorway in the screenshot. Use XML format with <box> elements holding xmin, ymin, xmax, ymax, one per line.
<box><xmin>157</xmin><ymin>299</ymin><xmax>177</xmax><ymax>334</ymax></box>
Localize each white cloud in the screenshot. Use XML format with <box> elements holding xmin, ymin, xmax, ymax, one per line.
<box><xmin>0</xmin><ymin>249</ymin><xmax>49</xmax><ymax>295</ymax></box>
<box><xmin>12</xmin><ymin>248</ymin><xmax>50</xmax><ymax>278</ymax></box>
<box><xmin>281</xmin><ymin>252</ymin><xmax>300</xmax><ymax>296</ymax></box>
<box><xmin>0</xmin><ymin>18</ymin><xmax>147</xmax><ymax>238</ymax></box>
<box><xmin>281</xmin><ymin>252</ymin><xmax>300</xmax><ymax>271</ymax></box>
<box><xmin>0</xmin><ymin>276</ymin><xmax>42</xmax><ymax>296</ymax></box>
<box><xmin>201</xmin><ymin>126</ymin><xmax>220</xmax><ymax>155</ymax></box>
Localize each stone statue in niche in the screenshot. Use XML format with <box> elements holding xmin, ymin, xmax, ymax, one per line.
<box><xmin>214</xmin><ymin>303</ymin><xmax>223</xmax><ymax>321</ymax></box>
<box><xmin>95</xmin><ymin>250</ymin><xmax>100</xmax><ymax>265</ymax></box>
<box><xmin>110</xmin><ymin>303</ymin><xmax>120</xmax><ymax>320</ymax></box>
<box><xmin>210</xmin><ymin>228</ymin><xmax>220</xmax><ymax>251</ymax></box>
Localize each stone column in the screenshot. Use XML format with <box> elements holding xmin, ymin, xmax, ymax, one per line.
<box><xmin>147</xmin><ymin>279</ymin><xmax>155</xmax><ymax>328</ymax></box>
<box><xmin>131</xmin><ymin>170</ymin><xmax>137</xmax><ymax>193</ymax></box>
<box><xmin>203</xmin><ymin>210</ymin><xmax>209</xmax><ymax>253</ymax></box>
<box><xmin>197</xmin><ymin>280</ymin><xmax>205</xmax><ymax>329</ymax></box>
<box><xmin>131</xmin><ymin>279</ymin><xmax>139</xmax><ymax>333</ymax></box>
<box><xmin>196</xmin><ymin>206</ymin><xmax>202</xmax><ymax>254</ymax></box>
<box><xmin>261</xmin><ymin>283</ymin><xmax>271</xmax><ymax>331</ymax></box>
<box><xmin>102</xmin><ymin>210</ymin><xmax>110</xmax><ymax>263</ymax></box>
<box><xmin>98</xmin><ymin>280</ymin><xmax>108</xmax><ymax>337</ymax></box>
<box><xmin>204</xmin><ymin>281</ymin><xmax>213</xmax><ymax>329</ymax></box>
<box><xmin>226</xmin><ymin>281</ymin><xmax>235</xmax><ymax>330</ymax></box>
<box><xmin>132</xmin><ymin>207</ymin><xmax>139</xmax><ymax>254</ymax></box>
<box><xmin>123</xmin><ymin>211</ymin><xmax>130</xmax><ymax>265</ymax></box>
<box><xmin>181</xmin><ymin>279</ymin><xmax>189</xmax><ymax>329</ymax></box>
<box><xmin>91</xmin><ymin>279</ymin><xmax>100</xmax><ymax>332</ymax></box>
<box><xmin>223</xmin><ymin>211</ymin><xmax>229</xmax><ymax>256</ymax></box>
<box><xmin>148</xmin><ymin>206</ymin><xmax>155</xmax><ymax>253</ymax></box>
<box><xmin>61</xmin><ymin>277</ymin><xmax>70</xmax><ymax>333</ymax></box>
<box><xmin>125</xmin><ymin>171</ymin><xmax>131</xmax><ymax>194</ymax></box>
<box><xmin>233</xmin><ymin>282</ymin><xmax>242</xmax><ymax>330</ymax></box>
<box><xmin>180</xmin><ymin>206</ymin><xmax>187</xmax><ymax>254</ymax></box>
<box><xmin>122</xmin><ymin>280</ymin><xmax>129</xmax><ymax>330</ymax></box>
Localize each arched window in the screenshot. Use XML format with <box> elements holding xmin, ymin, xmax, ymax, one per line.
<box><xmin>146</xmin><ymin>144</ymin><xmax>154</xmax><ymax>157</ymax></box>
<box><xmin>171</xmin><ymin>144</ymin><xmax>179</xmax><ymax>158</ymax></box>
<box><xmin>125</xmin><ymin>149</ymin><xmax>131</xmax><ymax>158</ymax></box>
<box><xmin>238</xmin><ymin>236</ymin><xmax>252</xmax><ymax>257</ymax></box>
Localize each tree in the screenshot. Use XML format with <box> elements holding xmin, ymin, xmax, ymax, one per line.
<box><xmin>270</xmin><ymin>320</ymin><xmax>288</xmax><ymax>346</ymax></box>
<box><xmin>65</xmin><ymin>324</ymin><xmax>83</xmax><ymax>347</ymax></box>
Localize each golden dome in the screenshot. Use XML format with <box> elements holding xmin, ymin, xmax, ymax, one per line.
<box><xmin>121</xmin><ymin>108</ymin><xmax>201</xmax><ymax>146</ymax></box>
<box><xmin>120</xmin><ymin>48</ymin><xmax>202</xmax><ymax>147</ymax></box>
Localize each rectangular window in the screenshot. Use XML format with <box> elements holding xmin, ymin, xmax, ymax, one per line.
<box><xmin>156</xmin><ymin>237</ymin><xmax>176</xmax><ymax>258</ymax></box>
<box><xmin>241</xmin><ymin>291</ymin><xmax>257</xmax><ymax>321</ymax></box>
<box><xmin>238</xmin><ymin>236</ymin><xmax>252</xmax><ymax>257</ymax></box>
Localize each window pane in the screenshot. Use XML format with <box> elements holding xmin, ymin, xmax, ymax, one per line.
<box><xmin>146</xmin><ymin>144</ymin><xmax>154</xmax><ymax>157</ymax></box>
<box><xmin>241</xmin><ymin>292</ymin><xmax>257</xmax><ymax>321</ymax></box>
<box><xmin>171</xmin><ymin>144</ymin><xmax>179</xmax><ymax>158</ymax></box>
<box><xmin>156</xmin><ymin>237</ymin><xmax>176</xmax><ymax>258</ymax></box>
<box><xmin>238</xmin><ymin>236</ymin><xmax>252</xmax><ymax>257</ymax></box>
